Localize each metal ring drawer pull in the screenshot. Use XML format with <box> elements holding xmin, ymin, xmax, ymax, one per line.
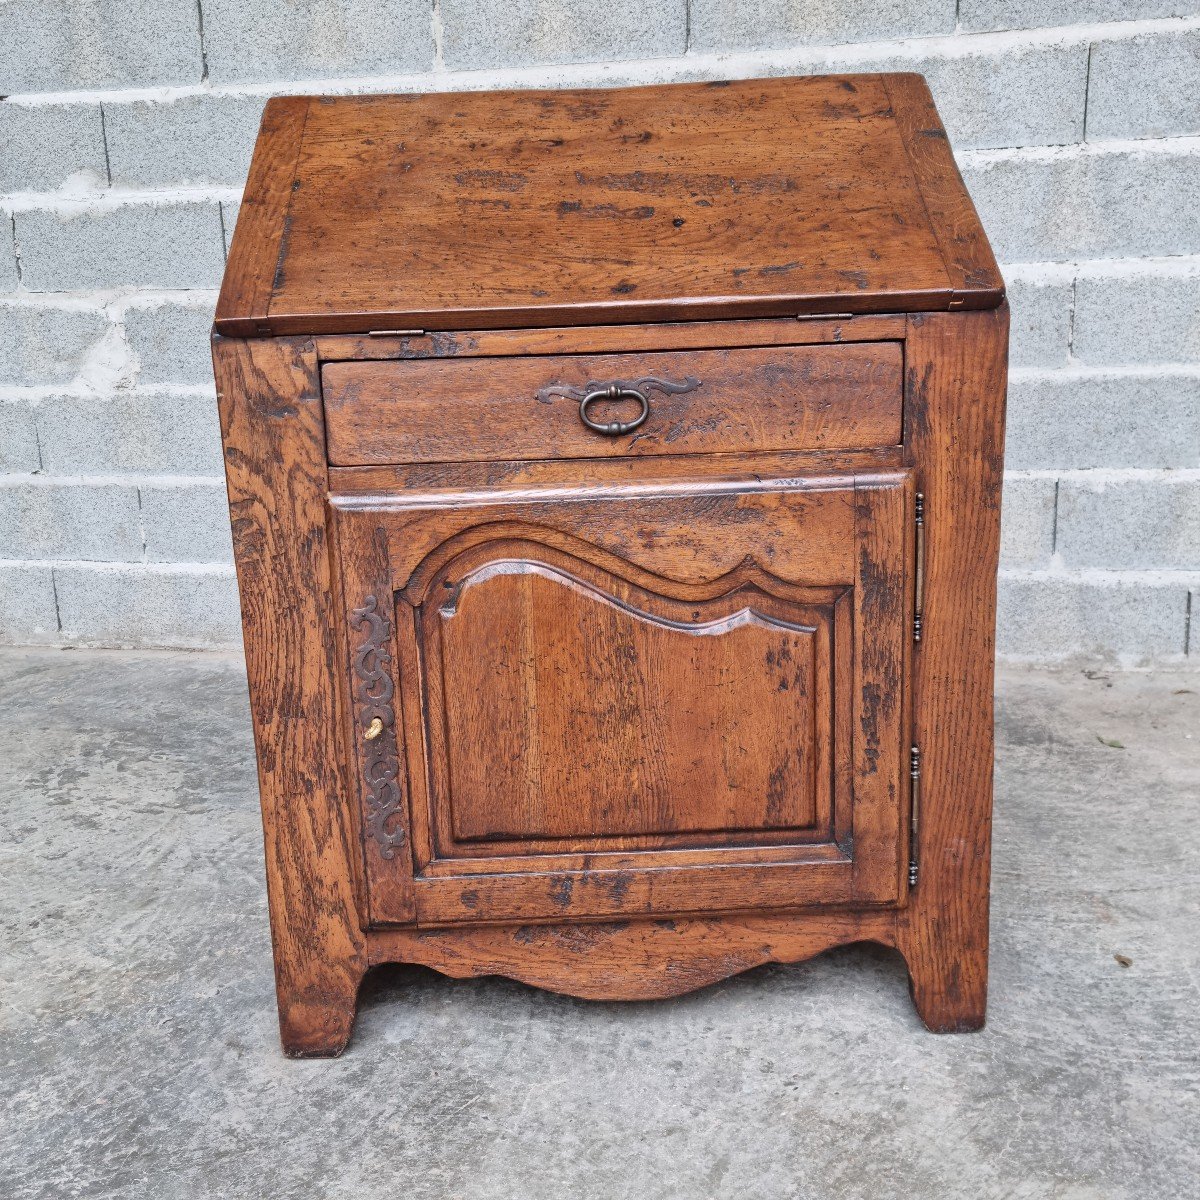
<box><xmin>579</xmin><ymin>385</ymin><xmax>649</xmax><ymax>436</ymax></box>
<box><xmin>534</xmin><ymin>374</ymin><xmax>703</xmax><ymax>438</ymax></box>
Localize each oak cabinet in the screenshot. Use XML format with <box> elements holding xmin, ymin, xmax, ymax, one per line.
<box><xmin>213</xmin><ymin>74</ymin><xmax>1007</xmax><ymax>1055</ymax></box>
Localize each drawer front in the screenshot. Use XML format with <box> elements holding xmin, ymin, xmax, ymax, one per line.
<box><xmin>322</xmin><ymin>342</ymin><xmax>903</xmax><ymax>466</ymax></box>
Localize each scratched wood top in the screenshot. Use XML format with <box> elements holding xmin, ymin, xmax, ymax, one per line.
<box><xmin>215</xmin><ymin>74</ymin><xmax>1003</xmax><ymax>337</ymax></box>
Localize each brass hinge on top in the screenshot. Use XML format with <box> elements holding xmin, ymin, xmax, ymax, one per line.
<box><xmin>909</xmin><ymin>744</ymin><xmax>921</xmax><ymax>888</ymax></box>
<box><xmin>913</xmin><ymin>491</ymin><xmax>926</xmax><ymax>643</ymax></box>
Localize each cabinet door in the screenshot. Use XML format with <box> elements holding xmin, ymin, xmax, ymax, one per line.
<box><xmin>333</xmin><ymin>472</ymin><xmax>912</xmax><ymax>926</ymax></box>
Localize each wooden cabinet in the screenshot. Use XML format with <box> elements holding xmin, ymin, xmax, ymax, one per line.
<box><xmin>213</xmin><ymin>75</ymin><xmax>1008</xmax><ymax>1056</ymax></box>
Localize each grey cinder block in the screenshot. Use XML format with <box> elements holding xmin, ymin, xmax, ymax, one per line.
<box><xmin>0</xmin><ymin>563</ymin><xmax>59</xmax><ymax>645</ymax></box>
<box><xmin>220</xmin><ymin>202</ymin><xmax>240</xmax><ymax>260</ymax></box>
<box><xmin>0</xmin><ymin>401</ymin><xmax>41</xmax><ymax>472</ymax></box>
<box><xmin>201</xmin><ymin>0</ymin><xmax>431</xmax><ymax>84</ymax></box>
<box><xmin>1073</xmin><ymin>266</ymin><xmax>1200</xmax><ymax>366</ymax></box>
<box><xmin>2</xmin><ymin>228</ymin><xmax>17</xmax><ymax>292</ymax></box>
<box><xmin>962</xmin><ymin>148</ymin><xmax>1200</xmax><ymax>263</ymax></box>
<box><xmin>16</xmin><ymin>202</ymin><xmax>227</xmax><ymax>292</ymax></box>
<box><xmin>1006</xmin><ymin>373</ymin><xmax>1200</xmax><ymax>470</ymax></box>
<box><xmin>441</xmin><ymin>0</ymin><xmax>686</xmax><ymax>71</ymax></box>
<box><xmin>141</xmin><ymin>483</ymin><xmax>234</xmax><ymax>564</ymax></box>
<box><xmin>53</xmin><ymin>565</ymin><xmax>242</xmax><ymax>648</ymax></box>
<box><xmin>0</xmin><ymin>482</ymin><xmax>141</xmax><ymax>562</ymax></box>
<box><xmin>1088</xmin><ymin>31</ymin><xmax>1200</xmax><ymax>141</ymax></box>
<box><xmin>36</xmin><ymin>390</ymin><xmax>225</xmax><ymax>476</ymax></box>
<box><xmin>997</xmin><ymin>575</ymin><xmax>1190</xmax><ymax>663</ymax></box>
<box><xmin>103</xmin><ymin>94</ymin><xmax>266</xmax><ymax>189</ymax></box>
<box><xmin>0</xmin><ymin>0</ymin><xmax>202</xmax><ymax>95</ymax></box>
<box><xmin>0</xmin><ymin>103</ymin><xmax>107</xmax><ymax>192</ymax></box>
<box><xmin>789</xmin><ymin>46</ymin><xmax>1086</xmax><ymax>152</ymax></box>
<box><xmin>960</xmin><ymin>0</ymin><xmax>1196</xmax><ymax>35</ymax></box>
<box><xmin>689</xmin><ymin>0</ymin><xmax>952</xmax><ymax>53</ymax></box>
<box><xmin>125</xmin><ymin>299</ymin><xmax>218</xmax><ymax>386</ymax></box>
<box><xmin>1004</xmin><ymin>272</ymin><xmax>1072</xmax><ymax>368</ymax></box>
<box><xmin>1000</xmin><ymin>475</ymin><xmax>1058</xmax><ymax>568</ymax></box>
<box><xmin>0</xmin><ymin>302</ymin><xmax>110</xmax><ymax>386</ymax></box>
<box><xmin>908</xmin><ymin>44</ymin><xmax>1086</xmax><ymax>152</ymax></box>
<box><xmin>1057</xmin><ymin>476</ymin><xmax>1200</xmax><ymax>570</ymax></box>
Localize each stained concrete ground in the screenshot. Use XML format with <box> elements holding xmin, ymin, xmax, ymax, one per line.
<box><xmin>1</xmin><ymin>648</ymin><xmax>1198</xmax><ymax>1200</ymax></box>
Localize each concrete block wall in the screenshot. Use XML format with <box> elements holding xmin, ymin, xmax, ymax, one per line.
<box><xmin>2</xmin><ymin>4</ymin><xmax>1199</xmax><ymax>663</ymax></box>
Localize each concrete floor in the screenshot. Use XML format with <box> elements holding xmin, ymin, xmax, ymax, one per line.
<box><xmin>1</xmin><ymin>650</ymin><xmax>1197</xmax><ymax>1200</ymax></box>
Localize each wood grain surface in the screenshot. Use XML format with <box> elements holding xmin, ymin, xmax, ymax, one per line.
<box><xmin>313</xmin><ymin>313</ymin><xmax>909</xmax><ymax>364</ymax></box>
<box><xmin>435</xmin><ymin>564</ymin><xmax>831</xmax><ymax>843</ymax></box>
<box><xmin>328</xmin><ymin>444</ymin><xmax>910</xmax><ymax>498</ymax></box>
<box><xmin>212</xmin><ymin>334</ymin><xmax>367</xmax><ymax>1056</ymax></box>
<box><xmin>213</xmin><ymin>98</ymin><xmax>309</xmax><ymax>335</ymax></box>
<box><xmin>896</xmin><ymin>306</ymin><xmax>1008</xmax><ymax>1031</ymax></box>
<box><xmin>322</xmin><ymin>342</ymin><xmax>903</xmax><ymax>466</ymax></box>
<box><xmin>216</xmin><ymin>76</ymin><xmax>1003</xmax><ymax>336</ymax></box>
<box><xmin>884</xmin><ymin>75</ymin><xmax>1004</xmax><ymax>300</ymax></box>
<box><xmin>332</xmin><ymin>472</ymin><xmax>910</xmax><ymax>926</ymax></box>
<box><xmin>369</xmin><ymin>912</ymin><xmax>899</xmax><ymax>1001</ymax></box>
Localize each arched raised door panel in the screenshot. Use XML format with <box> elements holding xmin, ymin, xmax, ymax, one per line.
<box><xmin>332</xmin><ymin>472</ymin><xmax>913</xmax><ymax>928</ymax></box>
<box><xmin>422</xmin><ymin>542</ymin><xmax>843</xmax><ymax>850</ymax></box>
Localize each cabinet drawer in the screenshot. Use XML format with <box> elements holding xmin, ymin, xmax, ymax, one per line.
<box><xmin>322</xmin><ymin>342</ymin><xmax>903</xmax><ymax>466</ymax></box>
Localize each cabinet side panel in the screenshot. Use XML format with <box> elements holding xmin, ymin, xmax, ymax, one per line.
<box><xmin>213</xmin><ymin>333</ymin><xmax>366</xmax><ymax>1056</ymax></box>
<box><xmin>899</xmin><ymin>305</ymin><xmax>1008</xmax><ymax>1031</ymax></box>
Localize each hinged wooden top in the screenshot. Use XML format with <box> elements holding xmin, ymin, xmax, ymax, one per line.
<box><xmin>215</xmin><ymin>74</ymin><xmax>1003</xmax><ymax>338</ymax></box>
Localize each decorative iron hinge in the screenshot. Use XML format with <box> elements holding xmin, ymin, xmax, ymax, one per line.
<box><xmin>908</xmin><ymin>744</ymin><xmax>921</xmax><ymax>888</ymax></box>
<box><xmin>913</xmin><ymin>491</ymin><xmax>926</xmax><ymax>643</ymax></box>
